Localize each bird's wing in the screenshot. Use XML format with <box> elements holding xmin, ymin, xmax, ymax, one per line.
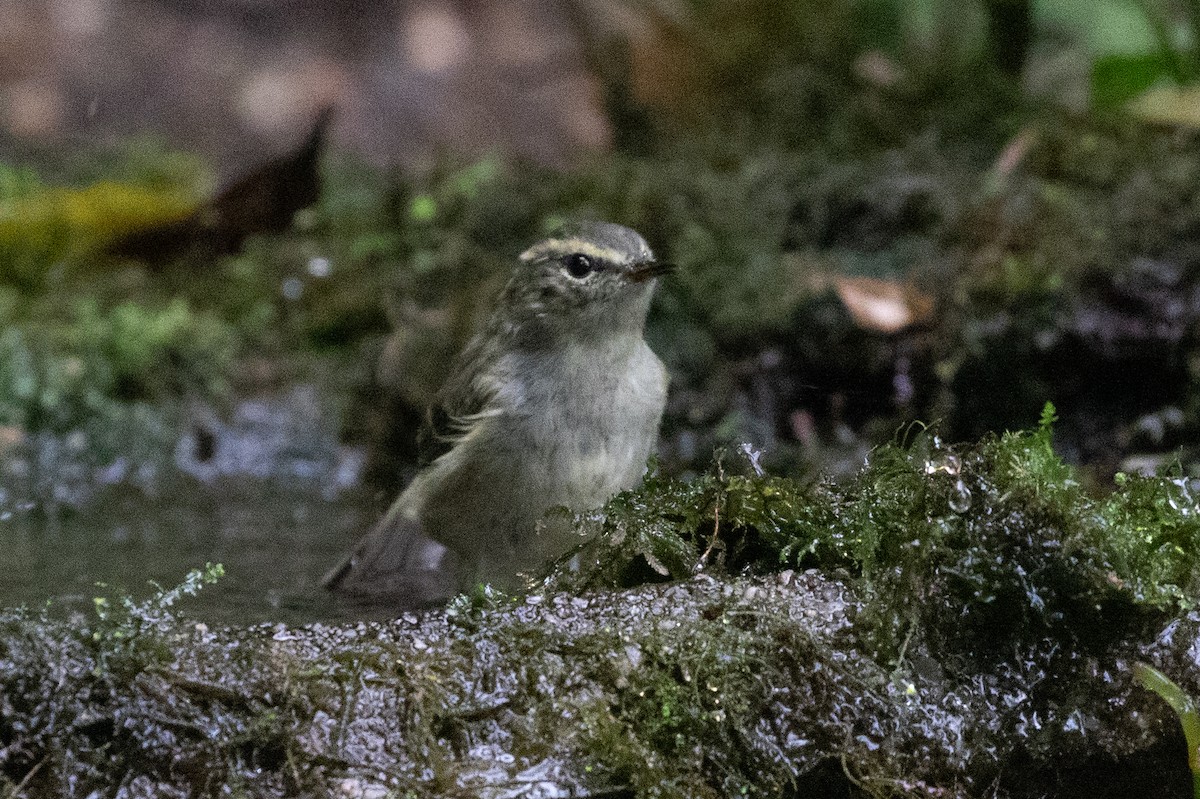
<box><xmin>416</xmin><ymin>334</ymin><xmax>502</xmax><ymax>466</ymax></box>
<box><xmin>324</xmin><ymin>329</ymin><xmax>509</xmax><ymax>607</ymax></box>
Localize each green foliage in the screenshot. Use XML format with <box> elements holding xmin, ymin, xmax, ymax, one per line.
<box><xmin>91</xmin><ymin>561</ymin><xmax>225</xmax><ymax>625</ymax></box>
<box><xmin>0</xmin><ymin>298</ymin><xmax>236</xmax><ymax>435</ymax></box>
<box><xmin>1079</xmin><ymin>0</ymin><xmax>1200</xmax><ymax>113</ymax></box>
<box><xmin>75</xmin><ymin>298</ymin><xmax>238</xmax><ymax>399</ymax></box>
<box><xmin>89</xmin><ymin>563</ymin><xmax>225</xmax><ymax>676</ymax></box>
<box><xmin>0</xmin><ymin>162</ymin><xmax>40</xmax><ymax>203</ymax></box>
<box><xmin>0</xmin><ymin>154</ymin><xmax>249</xmax><ymax>483</ymax></box>
<box><xmin>1093</xmin><ymin>52</ymin><xmax>1179</xmax><ymax>109</ymax></box>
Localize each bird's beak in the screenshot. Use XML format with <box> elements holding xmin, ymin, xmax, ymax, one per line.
<box><xmin>626</xmin><ymin>260</ymin><xmax>675</xmax><ymax>283</ymax></box>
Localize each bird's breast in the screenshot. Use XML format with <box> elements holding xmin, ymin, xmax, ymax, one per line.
<box><xmin>410</xmin><ymin>336</ymin><xmax>667</xmax><ymax>565</ymax></box>
<box><xmin>500</xmin><ymin>339</ymin><xmax>666</xmax><ymax>507</ymax></box>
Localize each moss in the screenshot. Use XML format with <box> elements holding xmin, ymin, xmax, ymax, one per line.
<box><xmin>568</xmin><ymin>607</ymin><xmax>841</xmax><ymax>798</ymax></box>
<box><xmin>545</xmin><ymin>406</ymin><xmax>1197</xmax><ymax>675</ymax></box>
<box><xmin>0</xmin><ymin>298</ymin><xmax>236</xmax><ymax>452</ymax></box>
<box><xmin>0</xmin><ymin>562</ymin><xmax>350</xmax><ymax>797</ymax></box>
<box><xmin>1102</xmin><ymin>470</ymin><xmax>1200</xmax><ymax>608</ymax></box>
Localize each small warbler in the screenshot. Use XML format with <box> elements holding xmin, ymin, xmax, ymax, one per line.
<box><xmin>324</xmin><ymin>221</ymin><xmax>671</xmax><ymax>602</ymax></box>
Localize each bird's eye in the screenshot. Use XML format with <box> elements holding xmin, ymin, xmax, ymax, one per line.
<box><xmin>562</xmin><ymin>253</ymin><xmax>595</xmax><ymax>279</ymax></box>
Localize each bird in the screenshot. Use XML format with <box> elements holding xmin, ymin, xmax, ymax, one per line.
<box><xmin>323</xmin><ymin>221</ymin><xmax>672</xmax><ymax>605</ymax></box>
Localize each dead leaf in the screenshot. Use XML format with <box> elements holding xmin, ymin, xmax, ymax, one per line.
<box><xmin>834</xmin><ymin>275</ymin><xmax>935</xmax><ymax>335</ymax></box>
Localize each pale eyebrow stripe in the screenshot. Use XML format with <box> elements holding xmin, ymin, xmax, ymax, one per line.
<box><xmin>519</xmin><ymin>238</ymin><xmax>626</xmax><ymax>264</ymax></box>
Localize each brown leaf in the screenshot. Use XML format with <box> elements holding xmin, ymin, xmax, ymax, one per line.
<box><xmin>834</xmin><ymin>275</ymin><xmax>935</xmax><ymax>335</ymax></box>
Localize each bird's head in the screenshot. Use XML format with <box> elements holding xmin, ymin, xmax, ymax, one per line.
<box><xmin>507</xmin><ymin>221</ymin><xmax>672</xmax><ymax>336</ymax></box>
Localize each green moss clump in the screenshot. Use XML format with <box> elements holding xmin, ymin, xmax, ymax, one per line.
<box><xmin>546</xmin><ymin>406</ymin><xmax>1198</xmax><ymax>670</ymax></box>
<box><xmin>543</xmin><ymin>447</ymin><xmax>848</xmax><ymax>594</ymax></box>
<box><xmin>567</xmin><ymin>607</ymin><xmax>844</xmax><ymax>798</ymax></box>
<box><xmin>1102</xmin><ymin>471</ymin><xmax>1200</xmax><ymax>608</ymax></box>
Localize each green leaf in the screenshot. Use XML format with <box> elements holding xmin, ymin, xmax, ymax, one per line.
<box><xmin>1132</xmin><ymin>663</ymin><xmax>1200</xmax><ymax>796</ymax></box>
<box><xmin>1092</xmin><ymin>52</ymin><xmax>1175</xmax><ymax>109</ymax></box>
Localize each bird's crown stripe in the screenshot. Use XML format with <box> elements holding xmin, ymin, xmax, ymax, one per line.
<box><xmin>520</xmin><ymin>238</ymin><xmax>625</xmax><ymax>264</ymax></box>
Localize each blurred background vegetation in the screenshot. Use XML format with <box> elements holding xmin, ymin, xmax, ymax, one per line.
<box><xmin>2</xmin><ymin>0</ymin><xmax>1200</xmax><ymax>511</ymax></box>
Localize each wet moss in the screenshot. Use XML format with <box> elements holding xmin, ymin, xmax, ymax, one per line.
<box><xmin>567</xmin><ymin>605</ymin><xmax>845</xmax><ymax>798</ymax></box>
<box><xmin>0</xmin><ymin>564</ymin><xmax>346</xmax><ymax>797</ymax></box>
<box><xmin>546</xmin><ymin>405</ymin><xmax>1196</xmax><ymax>674</ymax></box>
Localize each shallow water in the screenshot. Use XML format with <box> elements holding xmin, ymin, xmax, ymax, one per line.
<box><xmin>0</xmin><ymin>480</ymin><xmax>387</xmax><ymax>626</ymax></box>
<box><xmin>0</xmin><ymin>386</ymin><xmax>432</xmax><ymax>625</ymax></box>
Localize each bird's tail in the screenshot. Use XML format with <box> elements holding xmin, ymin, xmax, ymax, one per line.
<box><xmin>322</xmin><ymin>506</ymin><xmax>457</xmax><ymax>608</ymax></box>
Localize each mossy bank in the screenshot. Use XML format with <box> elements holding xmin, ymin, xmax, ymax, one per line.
<box><xmin>2</xmin><ymin>416</ymin><xmax>1198</xmax><ymax>797</ymax></box>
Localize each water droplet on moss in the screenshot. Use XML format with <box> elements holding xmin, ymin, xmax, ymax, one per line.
<box><xmin>949</xmin><ymin>480</ymin><xmax>972</xmax><ymax>513</ymax></box>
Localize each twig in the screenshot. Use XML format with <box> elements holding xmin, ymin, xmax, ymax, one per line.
<box><xmin>11</xmin><ymin>756</ymin><xmax>46</xmax><ymax>797</ymax></box>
